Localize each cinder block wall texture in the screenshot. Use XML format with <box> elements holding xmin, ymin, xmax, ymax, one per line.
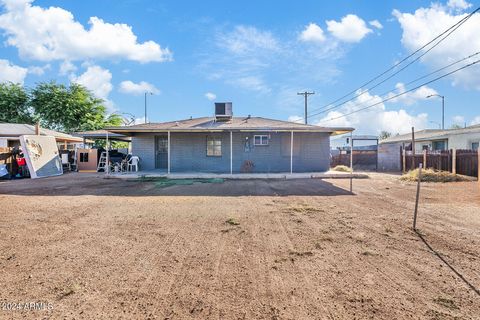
<box><xmin>131</xmin><ymin>132</ymin><xmax>330</xmax><ymax>173</ymax></box>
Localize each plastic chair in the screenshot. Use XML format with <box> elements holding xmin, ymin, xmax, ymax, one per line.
<box><xmin>61</xmin><ymin>153</ymin><xmax>71</xmax><ymax>171</ymax></box>
<box><xmin>128</xmin><ymin>156</ymin><xmax>140</xmax><ymax>172</ymax></box>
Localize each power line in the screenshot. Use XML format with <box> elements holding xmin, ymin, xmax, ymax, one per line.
<box><xmin>305</xmin><ymin>5</ymin><xmax>480</xmax><ymax>117</ymax></box>
<box><xmin>309</xmin><ymin>51</ymin><xmax>480</xmax><ymax>119</ymax></box>
<box><xmin>316</xmin><ymin>58</ymin><xmax>480</xmax><ymax>124</ymax></box>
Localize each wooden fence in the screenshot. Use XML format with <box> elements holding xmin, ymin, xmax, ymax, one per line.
<box><xmin>402</xmin><ymin>149</ymin><xmax>479</xmax><ymax>177</ymax></box>
<box><xmin>331</xmin><ymin>150</ymin><xmax>378</xmax><ymax>171</ymax></box>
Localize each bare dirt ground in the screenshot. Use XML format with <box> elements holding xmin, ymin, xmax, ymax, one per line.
<box><xmin>0</xmin><ymin>173</ymin><xmax>479</xmax><ymax>319</ymax></box>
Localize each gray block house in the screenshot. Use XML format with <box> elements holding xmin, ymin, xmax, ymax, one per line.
<box><xmin>108</xmin><ymin>103</ymin><xmax>353</xmax><ymax>173</ymax></box>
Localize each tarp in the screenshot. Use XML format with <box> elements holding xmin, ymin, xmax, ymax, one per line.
<box><xmin>20</xmin><ymin>135</ymin><xmax>63</xmax><ymax>179</ymax></box>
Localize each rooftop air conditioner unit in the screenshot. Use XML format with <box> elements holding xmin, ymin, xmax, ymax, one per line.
<box><xmin>214</xmin><ymin>102</ymin><xmax>233</xmax><ymax>121</ymax></box>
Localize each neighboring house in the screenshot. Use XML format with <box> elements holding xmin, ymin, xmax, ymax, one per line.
<box><xmin>107</xmin><ymin>103</ymin><xmax>353</xmax><ymax>173</ymax></box>
<box><xmin>378</xmin><ymin>124</ymin><xmax>480</xmax><ymax>171</ymax></box>
<box><xmin>0</xmin><ymin>123</ymin><xmax>84</xmax><ymax>149</ymax></box>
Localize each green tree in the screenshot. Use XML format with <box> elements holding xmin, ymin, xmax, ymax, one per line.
<box><xmin>30</xmin><ymin>81</ymin><xmax>122</xmax><ymax>133</ymax></box>
<box><xmin>450</xmin><ymin>124</ymin><xmax>463</xmax><ymax>129</ymax></box>
<box><xmin>378</xmin><ymin>131</ymin><xmax>392</xmax><ymax>140</ymax></box>
<box><xmin>0</xmin><ymin>82</ymin><xmax>34</xmax><ymax>124</ymax></box>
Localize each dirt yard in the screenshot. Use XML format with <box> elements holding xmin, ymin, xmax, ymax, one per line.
<box><xmin>0</xmin><ymin>173</ymin><xmax>479</xmax><ymax>319</ymax></box>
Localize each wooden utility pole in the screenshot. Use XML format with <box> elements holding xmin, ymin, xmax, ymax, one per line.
<box><xmin>411</xmin><ymin>127</ymin><xmax>415</xmax><ymax>170</ymax></box>
<box><xmin>478</xmin><ymin>148</ymin><xmax>480</xmax><ymax>189</ymax></box>
<box><xmin>297</xmin><ymin>91</ymin><xmax>315</xmax><ymax>124</ymax></box>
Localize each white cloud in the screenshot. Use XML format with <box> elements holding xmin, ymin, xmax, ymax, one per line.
<box><xmin>228</xmin><ymin>76</ymin><xmax>270</xmax><ymax>93</ymax></box>
<box><xmin>0</xmin><ymin>59</ymin><xmax>28</xmax><ymax>84</ymax></box>
<box><xmin>326</xmin><ymin>14</ymin><xmax>373</xmax><ymax>43</ymax></box>
<box><xmin>393</xmin><ymin>4</ymin><xmax>480</xmax><ymax>90</ymax></box>
<box><xmin>133</xmin><ymin>116</ymin><xmax>147</xmax><ymax>125</ymax></box>
<box><xmin>71</xmin><ymin>65</ymin><xmax>113</xmax><ymax>109</ymax></box>
<box><xmin>201</xmin><ymin>24</ymin><xmax>345</xmax><ymax>95</ymax></box>
<box><xmin>217</xmin><ymin>25</ymin><xmax>278</xmax><ymax>55</ymax></box>
<box><xmin>204</xmin><ymin>92</ymin><xmax>216</xmax><ymax>101</ymax></box>
<box><xmin>471</xmin><ymin>116</ymin><xmax>480</xmax><ymax>125</ymax></box>
<box><xmin>0</xmin><ymin>0</ymin><xmax>172</xmax><ymax>63</ymax></box>
<box><xmin>316</xmin><ymin>89</ymin><xmax>429</xmax><ymax>135</ymax></box>
<box><xmin>119</xmin><ymin>80</ymin><xmax>160</xmax><ymax>95</ymax></box>
<box><xmin>386</xmin><ymin>83</ymin><xmax>437</xmax><ymax>105</ymax></box>
<box><xmin>447</xmin><ymin>0</ymin><xmax>472</xmax><ymax>11</ymax></box>
<box><xmin>28</xmin><ymin>64</ymin><xmax>50</xmax><ymax>76</ymax></box>
<box><xmin>299</xmin><ymin>23</ymin><xmax>326</xmax><ymax>43</ymax></box>
<box><xmin>288</xmin><ymin>115</ymin><xmax>303</xmax><ymax>123</ymax></box>
<box><xmin>369</xmin><ymin>20</ymin><xmax>383</xmax><ymax>29</ymax></box>
<box><xmin>59</xmin><ymin>61</ymin><xmax>77</xmax><ymax>76</ymax></box>
<box><xmin>452</xmin><ymin>115</ymin><xmax>465</xmax><ymax>124</ymax></box>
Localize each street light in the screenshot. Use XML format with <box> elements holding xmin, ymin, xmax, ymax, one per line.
<box><xmin>144</xmin><ymin>91</ymin><xmax>153</xmax><ymax>124</ymax></box>
<box><xmin>426</xmin><ymin>94</ymin><xmax>445</xmax><ymax>130</ymax></box>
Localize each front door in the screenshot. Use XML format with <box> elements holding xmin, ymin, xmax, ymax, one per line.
<box><xmin>155</xmin><ymin>135</ymin><xmax>168</xmax><ymax>169</ymax></box>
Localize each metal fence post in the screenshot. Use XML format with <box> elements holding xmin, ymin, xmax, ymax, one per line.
<box><xmin>413</xmin><ymin>163</ymin><xmax>423</xmax><ymax>230</ymax></box>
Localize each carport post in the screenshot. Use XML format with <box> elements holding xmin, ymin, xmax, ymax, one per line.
<box><xmin>350</xmin><ymin>131</ymin><xmax>353</xmax><ymax>192</ymax></box>
<box><xmin>230</xmin><ymin>131</ymin><xmax>233</xmax><ymax>175</ymax></box>
<box><xmin>290</xmin><ymin>131</ymin><xmax>294</xmax><ymax>174</ymax></box>
<box><xmin>167</xmin><ymin>131</ymin><xmax>171</xmax><ymax>174</ymax></box>
<box><xmin>106</xmin><ymin>130</ymin><xmax>109</xmax><ymax>175</ymax></box>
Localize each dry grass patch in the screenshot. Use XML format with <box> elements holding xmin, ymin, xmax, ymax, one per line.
<box><xmin>400</xmin><ymin>168</ymin><xmax>471</xmax><ymax>183</ymax></box>
<box><xmin>331</xmin><ymin>165</ymin><xmax>352</xmax><ymax>172</ymax></box>
<box><xmin>225</xmin><ymin>218</ymin><xmax>240</xmax><ymax>226</ymax></box>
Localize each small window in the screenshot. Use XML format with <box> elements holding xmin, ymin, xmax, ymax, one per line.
<box><xmin>254</xmin><ymin>135</ymin><xmax>269</xmax><ymax>146</ymax></box>
<box><xmin>207</xmin><ymin>137</ymin><xmax>222</xmax><ymax>156</ymax></box>
<box><xmin>472</xmin><ymin>142</ymin><xmax>479</xmax><ymax>151</ymax></box>
<box><xmin>79</xmin><ymin>152</ymin><xmax>89</xmax><ymax>162</ymax></box>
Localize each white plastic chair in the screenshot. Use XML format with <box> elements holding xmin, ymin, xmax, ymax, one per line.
<box><xmin>128</xmin><ymin>156</ymin><xmax>140</xmax><ymax>172</ymax></box>
<box><xmin>61</xmin><ymin>153</ymin><xmax>71</xmax><ymax>171</ymax></box>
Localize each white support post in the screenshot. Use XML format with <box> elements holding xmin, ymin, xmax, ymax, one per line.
<box><xmin>230</xmin><ymin>131</ymin><xmax>233</xmax><ymax>175</ymax></box>
<box><xmin>167</xmin><ymin>131</ymin><xmax>171</xmax><ymax>174</ymax></box>
<box><xmin>290</xmin><ymin>131</ymin><xmax>294</xmax><ymax>174</ymax></box>
<box><xmin>106</xmin><ymin>130</ymin><xmax>109</xmax><ymax>175</ymax></box>
<box><xmin>350</xmin><ymin>131</ymin><xmax>353</xmax><ymax>192</ymax></box>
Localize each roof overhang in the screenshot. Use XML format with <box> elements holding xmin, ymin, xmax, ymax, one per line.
<box><xmin>73</xmin><ymin>132</ymin><xmax>131</xmax><ymax>142</ymax></box>
<box><xmin>0</xmin><ymin>135</ymin><xmax>84</xmax><ymax>143</ymax></box>
<box><xmin>105</xmin><ymin>127</ymin><xmax>355</xmax><ymax>136</ymax></box>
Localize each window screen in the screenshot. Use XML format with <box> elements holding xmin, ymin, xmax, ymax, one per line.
<box><xmin>207</xmin><ymin>137</ymin><xmax>222</xmax><ymax>156</ymax></box>
<box><xmin>254</xmin><ymin>135</ymin><xmax>269</xmax><ymax>145</ymax></box>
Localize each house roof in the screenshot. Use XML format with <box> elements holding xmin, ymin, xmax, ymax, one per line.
<box><xmin>74</xmin><ymin>129</ymin><xmax>131</xmax><ymax>142</ymax></box>
<box><xmin>106</xmin><ymin>116</ymin><xmax>354</xmax><ymax>135</ymax></box>
<box><xmin>380</xmin><ymin>124</ymin><xmax>480</xmax><ymax>144</ymax></box>
<box><xmin>0</xmin><ymin>123</ymin><xmax>84</xmax><ymax>143</ymax></box>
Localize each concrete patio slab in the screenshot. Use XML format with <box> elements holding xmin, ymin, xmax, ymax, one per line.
<box><xmin>104</xmin><ymin>170</ymin><xmax>369</xmax><ymax>180</ymax></box>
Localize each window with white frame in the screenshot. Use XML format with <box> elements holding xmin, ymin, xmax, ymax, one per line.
<box><xmin>207</xmin><ymin>136</ymin><xmax>222</xmax><ymax>156</ymax></box>
<box><xmin>254</xmin><ymin>135</ymin><xmax>269</xmax><ymax>146</ymax></box>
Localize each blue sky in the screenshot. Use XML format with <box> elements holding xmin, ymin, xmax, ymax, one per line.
<box><xmin>0</xmin><ymin>0</ymin><xmax>479</xmax><ymax>135</ymax></box>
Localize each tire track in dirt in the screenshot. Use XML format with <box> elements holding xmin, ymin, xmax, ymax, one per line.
<box><xmin>149</xmin><ymin>204</ymin><xmax>209</xmax><ymax>318</ymax></box>
<box><xmin>271</xmin><ymin>207</ymin><xmax>333</xmax><ymax>319</ymax></box>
